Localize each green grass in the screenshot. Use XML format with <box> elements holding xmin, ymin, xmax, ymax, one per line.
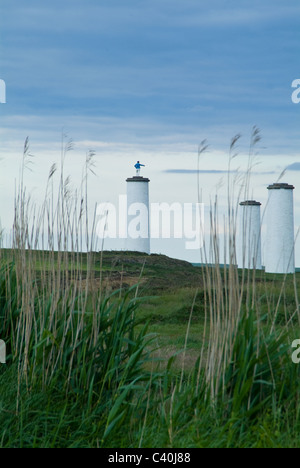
<box><xmin>0</xmin><ymin>249</ymin><xmax>300</xmax><ymax>448</ymax></box>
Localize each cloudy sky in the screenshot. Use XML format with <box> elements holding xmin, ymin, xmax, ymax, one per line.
<box><xmin>0</xmin><ymin>0</ymin><xmax>299</xmax><ymax>265</ymax></box>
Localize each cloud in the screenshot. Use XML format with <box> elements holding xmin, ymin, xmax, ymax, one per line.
<box><xmin>164</xmin><ymin>169</ymin><xmax>276</xmax><ymax>175</ymax></box>
<box><xmin>5</xmin><ymin>1</ymin><xmax>300</xmax><ymax>35</ymax></box>
<box><xmin>165</xmin><ymin>169</ymin><xmax>228</xmax><ymax>174</ymax></box>
<box><xmin>180</xmin><ymin>5</ymin><xmax>300</xmax><ymax>28</ymax></box>
<box><xmin>1</xmin><ymin>0</ymin><xmax>299</xmax><ymax>162</ymax></box>
<box><xmin>286</xmin><ymin>163</ymin><xmax>300</xmax><ymax>171</ymax></box>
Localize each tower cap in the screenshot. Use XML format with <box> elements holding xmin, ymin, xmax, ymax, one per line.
<box><xmin>126</xmin><ymin>176</ymin><xmax>150</xmax><ymax>182</ymax></box>
<box><xmin>267</xmin><ymin>183</ymin><xmax>295</xmax><ymax>190</ymax></box>
<box><xmin>239</xmin><ymin>200</ymin><xmax>261</xmax><ymax>206</ymax></box>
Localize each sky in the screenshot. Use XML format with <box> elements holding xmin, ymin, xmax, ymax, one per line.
<box><xmin>0</xmin><ymin>0</ymin><xmax>300</xmax><ymax>265</ymax></box>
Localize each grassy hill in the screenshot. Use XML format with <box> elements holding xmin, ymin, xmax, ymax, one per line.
<box><xmin>1</xmin><ymin>247</ymin><xmax>300</xmax><ymax>448</ymax></box>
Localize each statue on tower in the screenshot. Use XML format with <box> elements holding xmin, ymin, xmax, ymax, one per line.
<box><xmin>134</xmin><ymin>161</ymin><xmax>145</xmax><ymax>176</ymax></box>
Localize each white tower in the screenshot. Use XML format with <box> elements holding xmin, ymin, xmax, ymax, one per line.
<box><xmin>238</xmin><ymin>200</ymin><xmax>262</xmax><ymax>270</ymax></box>
<box><xmin>265</xmin><ymin>183</ymin><xmax>295</xmax><ymax>274</ymax></box>
<box><xmin>126</xmin><ymin>162</ymin><xmax>150</xmax><ymax>254</ymax></box>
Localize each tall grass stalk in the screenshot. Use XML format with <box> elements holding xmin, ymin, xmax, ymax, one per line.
<box><xmin>195</xmin><ymin>127</ymin><xmax>299</xmax><ymax>416</ymax></box>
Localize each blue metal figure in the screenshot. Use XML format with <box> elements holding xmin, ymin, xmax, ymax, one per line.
<box><xmin>134</xmin><ymin>160</ymin><xmax>145</xmax><ymax>176</ymax></box>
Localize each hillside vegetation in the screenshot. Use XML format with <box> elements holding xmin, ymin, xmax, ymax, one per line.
<box><xmin>1</xmin><ymin>247</ymin><xmax>300</xmax><ymax>448</ymax></box>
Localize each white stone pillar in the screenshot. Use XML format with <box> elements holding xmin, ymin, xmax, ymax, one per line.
<box><xmin>126</xmin><ymin>175</ymin><xmax>150</xmax><ymax>254</ymax></box>
<box><xmin>265</xmin><ymin>183</ymin><xmax>295</xmax><ymax>274</ymax></box>
<box><xmin>238</xmin><ymin>200</ymin><xmax>262</xmax><ymax>270</ymax></box>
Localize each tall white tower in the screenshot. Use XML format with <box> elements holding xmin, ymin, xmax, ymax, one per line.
<box><xmin>126</xmin><ymin>162</ymin><xmax>150</xmax><ymax>254</ymax></box>
<box><xmin>265</xmin><ymin>183</ymin><xmax>295</xmax><ymax>274</ymax></box>
<box><xmin>238</xmin><ymin>200</ymin><xmax>262</xmax><ymax>270</ymax></box>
